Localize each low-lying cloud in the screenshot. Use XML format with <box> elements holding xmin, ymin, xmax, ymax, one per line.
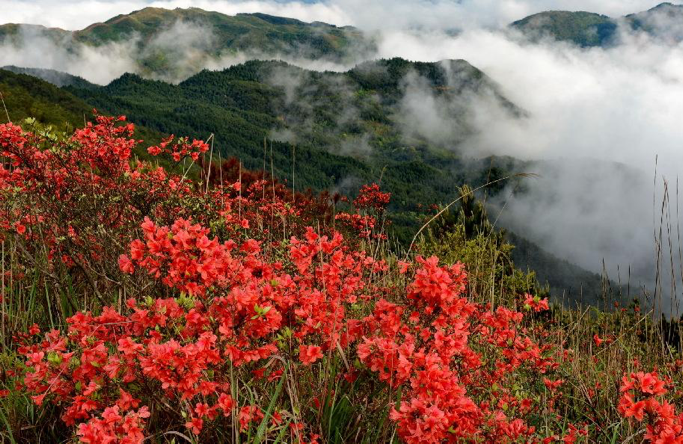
<box><xmin>381</xmin><ymin>26</ymin><xmax>683</xmax><ymax>302</ymax></box>
<box><xmin>0</xmin><ymin>18</ymin><xmax>356</xmax><ymax>84</ymax></box>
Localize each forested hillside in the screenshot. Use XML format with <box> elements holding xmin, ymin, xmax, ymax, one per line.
<box><xmin>0</xmin><ymin>58</ymin><xmax>616</xmax><ymax>306</ymax></box>
<box><xmin>0</xmin><ymin>69</ymin><xmax>91</xmax><ymax>129</ymax></box>
<box><xmin>1</xmin><ymin>65</ymin><xmax>97</xmax><ymax>89</ymax></box>
<box><xmin>65</xmin><ymin>58</ymin><xmax>522</xmax><ymax>224</ymax></box>
<box><xmin>0</xmin><ymin>69</ymin><xmax>165</xmax><ymax>158</ymax></box>
<box><xmin>0</xmin><ymin>7</ymin><xmax>374</xmax><ymax>80</ymax></box>
<box><xmin>511</xmin><ymin>2</ymin><xmax>683</xmax><ymax>47</ymax></box>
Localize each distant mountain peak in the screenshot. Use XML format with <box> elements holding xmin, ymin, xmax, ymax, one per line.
<box><xmin>238</xmin><ymin>12</ymin><xmax>307</xmax><ymax>26</ymax></box>
<box><xmin>0</xmin><ymin>7</ymin><xmax>375</xmax><ymax>83</ymax></box>
<box><xmin>512</xmin><ymin>2</ymin><xmax>683</xmax><ymax>47</ymax></box>
<box><xmin>649</xmin><ymin>2</ymin><xmax>681</xmax><ymax>10</ymax></box>
<box><xmin>510</xmin><ymin>11</ymin><xmax>617</xmax><ymax>47</ymax></box>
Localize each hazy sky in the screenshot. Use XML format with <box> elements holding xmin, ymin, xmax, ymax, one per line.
<box><xmin>0</xmin><ymin>0</ymin><xmax>678</xmax><ymax>30</ymax></box>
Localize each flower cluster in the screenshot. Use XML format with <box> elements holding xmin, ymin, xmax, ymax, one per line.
<box><xmin>0</xmin><ymin>114</ymin><xmax>354</xmax><ymax>320</ymax></box>
<box><xmin>358</xmin><ymin>256</ymin><xmax>559</xmax><ymax>443</ymax></box>
<box><xmin>17</xmin><ymin>214</ymin><xmax>385</xmax><ymax>442</ymax></box>
<box><xmin>335</xmin><ymin>183</ymin><xmax>390</xmax><ymax>239</ymax></box>
<box><xmin>352</xmin><ymin>183</ymin><xmax>391</xmax><ymax>211</ymax></box>
<box><xmin>619</xmin><ymin>371</ymin><xmax>683</xmax><ymax>442</ymax></box>
<box><xmin>4</xmin><ymin>114</ymin><xmax>620</xmax><ymax>444</ymax></box>
<box><xmin>147</xmin><ymin>135</ymin><xmax>209</xmax><ymax>162</ymax></box>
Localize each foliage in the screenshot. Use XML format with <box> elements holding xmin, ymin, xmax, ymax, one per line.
<box><xmin>511</xmin><ymin>3</ymin><xmax>683</xmax><ymax>47</ymax></box>
<box><xmin>0</xmin><ymin>69</ymin><xmax>92</xmax><ymax>131</ymax></box>
<box><xmin>65</xmin><ymin>58</ymin><xmax>526</xmax><ymax>242</ymax></box>
<box><xmin>510</xmin><ymin>11</ymin><xmax>617</xmax><ymax>47</ymax></box>
<box><xmin>5</xmin><ymin>114</ymin><xmax>683</xmax><ymax>444</ymax></box>
<box><xmin>1</xmin><ymin>66</ymin><xmax>97</xmax><ymax>89</ymax></box>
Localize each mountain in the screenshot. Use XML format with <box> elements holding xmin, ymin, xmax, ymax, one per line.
<box><xmin>0</xmin><ymin>7</ymin><xmax>374</xmax><ymax>81</ymax></box>
<box><xmin>508</xmin><ymin>231</ymin><xmax>624</xmax><ymax>307</ymax></box>
<box><xmin>1</xmin><ymin>66</ymin><xmax>96</xmax><ymax>89</ymax></box>
<box><xmin>510</xmin><ymin>2</ymin><xmax>683</xmax><ymax>47</ymax></box>
<box><xmin>626</xmin><ymin>2</ymin><xmax>683</xmax><ymax>43</ymax></box>
<box><xmin>64</xmin><ymin>58</ymin><xmax>523</xmax><ymax>221</ymax></box>
<box><xmin>510</xmin><ymin>11</ymin><xmax>616</xmax><ymax>47</ymax></box>
<box><xmin>0</xmin><ymin>68</ymin><xmax>91</xmax><ymax>128</ymax></box>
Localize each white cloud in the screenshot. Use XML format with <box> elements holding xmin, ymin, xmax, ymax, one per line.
<box><xmin>380</xmin><ymin>27</ymin><xmax>683</xmax><ymax>292</ymax></box>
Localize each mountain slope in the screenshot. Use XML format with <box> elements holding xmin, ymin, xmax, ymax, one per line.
<box><xmin>66</xmin><ymin>58</ymin><xmax>522</xmax><ymax>215</ymax></box>
<box><xmin>0</xmin><ymin>7</ymin><xmax>374</xmax><ymax>81</ymax></box>
<box><xmin>510</xmin><ymin>11</ymin><xmax>617</xmax><ymax>47</ymax></box>
<box><xmin>507</xmin><ymin>231</ymin><xmax>625</xmax><ymax>307</ymax></box>
<box><xmin>626</xmin><ymin>2</ymin><xmax>683</xmax><ymax>43</ymax></box>
<box><xmin>79</xmin><ymin>8</ymin><xmax>365</xmax><ymax>54</ymax></box>
<box><xmin>0</xmin><ymin>68</ymin><xmax>170</xmax><ymax>166</ymax></box>
<box><xmin>0</xmin><ymin>68</ymin><xmax>91</xmax><ymax>128</ymax></box>
<box><xmin>2</xmin><ymin>66</ymin><xmax>96</xmax><ymax>89</ymax></box>
<box><xmin>511</xmin><ymin>2</ymin><xmax>683</xmax><ymax>47</ymax></box>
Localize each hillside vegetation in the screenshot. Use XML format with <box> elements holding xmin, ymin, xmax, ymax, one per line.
<box><xmin>510</xmin><ymin>11</ymin><xmax>616</xmax><ymax>47</ymax></box>
<box><xmin>1</xmin><ymin>66</ymin><xmax>97</xmax><ymax>89</ymax></box>
<box><xmin>0</xmin><ymin>60</ymin><xmax>615</xmax><ymax>306</ymax></box>
<box><xmin>511</xmin><ymin>2</ymin><xmax>683</xmax><ymax>47</ymax></box>
<box><xmin>0</xmin><ymin>114</ymin><xmax>681</xmax><ymax>444</ymax></box>
<box><xmin>0</xmin><ymin>7</ymin><xmax>374</xmax><ymax>80</ymax></box>
<box><xmin>64</xmin><ymin>58</ymin><xmax>520</xmax><ymax>225</ymax></box>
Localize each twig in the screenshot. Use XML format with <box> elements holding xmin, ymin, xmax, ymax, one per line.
<box><xmin>0</xmin><ymin>90</ymin><xmax>10</xmax><ymax>123</ymax></box>
<box><xmin>405</xmin><ymin>173</ymin><xmax>536</xmax><ymax>259</ymax></box>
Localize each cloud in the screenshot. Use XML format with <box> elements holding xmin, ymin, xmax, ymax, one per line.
<box><xmin>0</xmin><ymin>16</ymin><xmax>358</xmax><ymax>84</ymax></box>
<box><xmin>140</xmin><ymin>20</ymin><xmax>218</xmax><ymax>81</ymax></box>
<box><xmin>0</xmin><ymin>25</ymin><xmax>137</xmax><ymax>84</ymax></box>
<box><xmin>377</xmin><ymin>26</ymin><xmax>683</xmax><ymax>299</ymax></box>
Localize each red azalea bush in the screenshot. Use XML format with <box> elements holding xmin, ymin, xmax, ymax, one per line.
<box><xmin>17</xmin><ymin>216</ymin><xmax>384</xmax><ymax>442</ymax></box>
<box><xmin>6</xmin><ymin>114</ymin><xmax>683</xmax><ymax>444</ymax></box>
<box><xmin>358</xmin><ymin>258</ymin><xmax>560</xmax><ymax>443</ymax></box>
<box><xmin>0</xmin><ymin>115</ymin><xmax>349</xmax><ymax>319</ymax></box>
<box><xmin>17</xmin><ymin>216</ymin><xmax>562</xmax><ymax>443</ymax></box>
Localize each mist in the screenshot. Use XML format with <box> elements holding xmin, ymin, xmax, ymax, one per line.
<box><xmin>373</xmin><ymin>26</ymin><xmax>683</xmax><ymax>299</ymax></box>
<box><xmin>0</xmin><ymin>25</ymin><xmax>137</xmax><ymax>84</ymax></box>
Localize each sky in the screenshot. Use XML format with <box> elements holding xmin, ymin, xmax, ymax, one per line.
<box><xmin>0</xmin><ymin>0</ymin><xmax>676</xmax><ymax>31</ymax></box>
<box><xmin>2</xmin><ymin>0</ymin><xmax>683</xmax><ymax>306</ymax></box>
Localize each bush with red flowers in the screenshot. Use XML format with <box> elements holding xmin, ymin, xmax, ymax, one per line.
<box><xmin>4</xmin><ymin>115</ymin><xmax>683</xmax><ymax>444</ymax></box>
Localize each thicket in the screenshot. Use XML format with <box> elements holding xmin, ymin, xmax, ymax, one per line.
<box><xmin>1</xmin><ymin>116</ymin><xmax>683</xmax><ymax>444</ymax></box>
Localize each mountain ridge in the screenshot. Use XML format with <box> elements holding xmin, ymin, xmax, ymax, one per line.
<box><xmin>0</xmin><ymin>7</ymin><xmax>375</xmax><ymax>82</ymax></box>
<box><xmin>511</xmin><ymin>2</ymin><xmax>683</xmax><ymax>47</ymax></box>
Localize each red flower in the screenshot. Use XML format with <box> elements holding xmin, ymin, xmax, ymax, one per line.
<box><xmin>118</xmin><ymin>254</ymin><xmax>135</xmax><ymax>274</ymax></box>
<box><xmin>299</xmin><ymin>345</ymin><xmax>323</xmax><ymax>366</ymax></box>
<box><xmin>14</xmin><ymin>223</ymin><xmax>26</xmax><ymax>235</ymax></box>
<box><xmin>185</xmin><ymin>417</ymin><xmax>203</xmax><ymax>435</ymax></box>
